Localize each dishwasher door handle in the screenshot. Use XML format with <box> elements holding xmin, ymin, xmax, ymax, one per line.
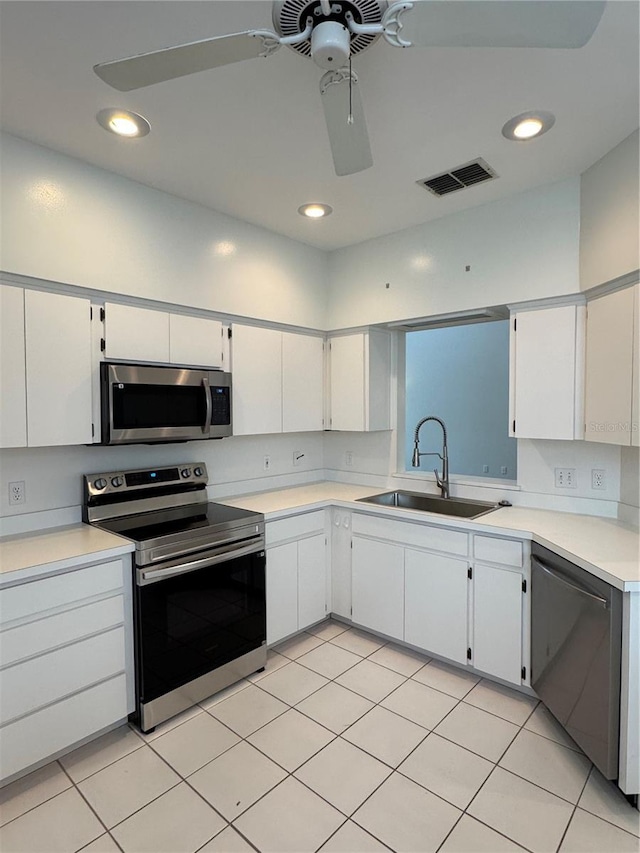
<box><xmin>532</xmin><ymin>557</ymin><xmax>608</xmax><ymax>609</ymax></box>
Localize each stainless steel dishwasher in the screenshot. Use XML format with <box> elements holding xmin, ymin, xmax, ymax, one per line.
<box><xmin>531</xmin><ymin>542</ymin><xmax>622</xmax><ymax>779</ymax></box>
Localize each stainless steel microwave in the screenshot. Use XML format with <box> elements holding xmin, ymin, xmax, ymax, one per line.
<box><xmin>100</xmin><ymin>362</ymin><xmax>232</xmax><ymax>445</ymax></box>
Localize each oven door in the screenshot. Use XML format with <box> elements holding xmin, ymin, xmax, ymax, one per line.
<box><xmin>101</xmin><ymin>362</ymin><xmax>231</xmax><ymax>444</ymax></box>
<box><xmin>134</xmin><ymin>540</ymin><xmax>266</xmax><ymax>714</ymax></box>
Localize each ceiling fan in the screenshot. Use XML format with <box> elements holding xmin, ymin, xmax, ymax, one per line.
<box><xmin>94</xmin><ymin>0</ymin><xmax>606</xmax><ymax>177</ymax></box>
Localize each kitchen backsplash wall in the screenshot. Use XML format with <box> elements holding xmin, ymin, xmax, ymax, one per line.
<box><xmin>324</xmin><ymin>431</ymin><xmax>623</xmax><ymax>517</ymax></box>
<box><xmin>619</xmin><ymin>446</ymin><xmax>640</xmax><ymax>527</ymax></box>
<box><xmin>0</xmin><ymin>432</ymin><xmax>324</xmax><ymax>527</ymax></box>
<box><xmin>0</xmin><ymin>133</ymin><xmax>329</xmax><ymax>330</ymax></box>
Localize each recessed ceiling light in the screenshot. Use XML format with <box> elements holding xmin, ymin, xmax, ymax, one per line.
<box><xmin>96</xmin><ymin>108</ymin><xmax>150</xmax><ymax>138</ymax></box>
<box><xmin>298</xmin><ymin>203</ymin><xmax>333</xmax><ymax>219</ymax></box>
<box><xmin>502</xmin><ymin>111</ymin><xmax>555</xmax><ymax>142</ymax></box>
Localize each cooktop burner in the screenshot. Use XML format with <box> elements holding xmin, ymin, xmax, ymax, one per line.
<box><xmin>82</xmin><ymin>462</ymin><xmax>264</xmax><ymax>566</ymax></box>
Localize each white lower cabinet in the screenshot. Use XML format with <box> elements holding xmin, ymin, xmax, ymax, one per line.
<box><xmin>330</xmin><ymin>509</ymin><xmax>352</xmax><ymax>619</ymax></box>
<box><xmin>266</xmin><ymin>512</ymin><xmax>328</xmax><ymax>645</ymax></box>
<box><xmin>266</xmin><ymin>542</ymin><xmax>299</xmax><ymax>645</ymax></box>
<box><xmin>348</xmin><ymin>515</ymin><xmax>528</xmax><ymax>686</ymax></box>
<box><xmin>0</xmin><ymin>557</ymin><xmax>133</xmax><ymax>783</ymax></box>
<box><xmin>472</xmin><ymin>562</ymin><xmax>524</xmax><ymax>684</ymax></box>
<box><xmin>404</xmin><ymin>548</ymin><xmax>469</xmax><ymax>666</ymax></box>
<box><xmin>351</xmin><ymin>537</ymin><xmax>404</xmax><ymax>641</ymax></box>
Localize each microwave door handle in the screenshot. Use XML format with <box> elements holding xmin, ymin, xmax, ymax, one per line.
<box><xmin>139</xmin><ymin>541</ymin><xmax>262</xmax><ymax>585</ymax></box>
<box><xmin>202</xmin><ymin>377</ymin><xmax>212</xmax><ymax>435</ymax></box>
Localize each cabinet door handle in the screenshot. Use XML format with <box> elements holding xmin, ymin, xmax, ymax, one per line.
<box><xmin>201</xmin><ymin>377</ymin><xmax>212</xmax><ymax>435</ymax></box>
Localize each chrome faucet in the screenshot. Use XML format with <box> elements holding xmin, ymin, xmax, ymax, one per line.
<box><xmin>412</xmin><ymin>416</ymin><xmax>450</xmax><ymax>499</ymax></box>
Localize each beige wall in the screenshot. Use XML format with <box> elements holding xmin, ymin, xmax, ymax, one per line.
<box><xmin>580</xmin><ymin>129</ymin><xmax>640</xmax><ymax>290</ymax></box>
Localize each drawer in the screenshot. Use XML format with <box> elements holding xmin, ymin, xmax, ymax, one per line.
<box><xmin>0</xmin><ymin>560</ymin><xmax>125</xmax><ymax>625</ymax></box>
<box><xmin>0</xmin><ymin>673</ymin><xmax>128</xmax><ymax>783</ymax></box>
<box><xmin>474</xmin><ymin>535</ymin><xmax>523</xmax><ymax>567</ymax></box>
<box><xmin>352</xmin><ymin>514</ymin><xmax>468</xmax><ymax>557</ymax></box>
<box><xmin>1</xmin><ymin>626</ymin><xmax>125</xmax><ymax>724</ymax></box>
<box><xmin>0</xmin><ymin>595</ymin><xmax>124</xmax><ymax>668</ymax></box>
<box><xmin>266</xmin><ymin>511</ymin><xmax>325</xmax><ymax>546</ymax></box>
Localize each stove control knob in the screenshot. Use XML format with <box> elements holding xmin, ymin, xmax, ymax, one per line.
<box><xmin>94</xmin><ymin>478</ymin><xmax>107</xmax><ymax>490</ymax></box>
<box><xmin>111</xmin><ymin>476</ymin><xmax>123</xmax><ymax>488</ymax></box>
<box><xmin>194</xmin><ymin>466</ymin><xmax>204</xmax><ymax>477</ymax></box>
<box><xmin>181</xmin><ymin>468</ymin><xmax>191</xmax><ymax>478</ymax></box>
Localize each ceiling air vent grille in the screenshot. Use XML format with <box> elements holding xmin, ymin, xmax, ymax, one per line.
<box><xmin>419</xmin><ymin>158</ymin><xmax>498</xmax><ymax>197</ymax></box>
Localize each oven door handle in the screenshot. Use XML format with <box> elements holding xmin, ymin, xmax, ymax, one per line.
<box><xmin>202</xmin><ymin>377</ymin><xmax>212</xmax><ymax>435</ymax></box>
<box><xmin>139</xmin><ymin>541</ymin><xmax>263</xmax><ymax>585</ymax></box>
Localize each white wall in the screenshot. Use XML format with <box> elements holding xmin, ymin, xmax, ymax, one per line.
<box><xmin>0</xmin><ymin>432</ymin><xmax>324</xmax><ymax>529</ymax></box>
<box><xmin>0</xmin><ymin>133</ymin><xmax>328</xmax><ymax>329</ymax></box>
<box><xmin>580</xmin><ymin>130</ymin><xmax>640</xmax><ymax>290</ymax></box>
<box><xmin>327</xmin><ymin>178</ymin><xmax>581</xmax><ymax>329</ymax></box>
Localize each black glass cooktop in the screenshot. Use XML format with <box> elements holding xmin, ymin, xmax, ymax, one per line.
<box><xmin>97</xmin><ymin>502</ymin><xmax>260</xmax><ymax>543</ymax></box>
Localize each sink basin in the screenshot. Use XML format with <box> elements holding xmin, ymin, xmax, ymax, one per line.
<box><xmin>356</xmin><ymin>490</ymin><xmax>499</xmax><ymax>519</ymax></box>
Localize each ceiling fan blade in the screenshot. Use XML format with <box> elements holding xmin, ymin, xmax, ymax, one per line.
<box><xmin>94</xmin><ymin>30</ymin><xmax>281</xmax><ymax>91</ymax></box>
<box><xmin>383</xmin><ymin>1</ymin><xmax>606</xmax><ymax>49</ymax></box>
<box><xmin>320</xmin><ymin>68</ymin><xmax>373</xmax><ymax>177</ymax></box>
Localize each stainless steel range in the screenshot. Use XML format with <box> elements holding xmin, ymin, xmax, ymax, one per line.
<box><xmin>83</xmin><ymin>462</ymin><xmax>266</xmax><ymax>732</ymax></box>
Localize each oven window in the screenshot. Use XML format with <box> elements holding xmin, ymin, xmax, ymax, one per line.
<box><xmin>136</xmin><ymin>551</ymin><xmax>266</xmax><ymax>703</ymax></box>
<box><xmin>113</xmin><ymin>383</ymin><xmax>207</xmax><ymax>430</ymax></box>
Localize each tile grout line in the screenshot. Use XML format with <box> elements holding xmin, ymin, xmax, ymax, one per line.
<box><xmin>56</xmin><ymin>760</ymin><xmax>125</xmax><ymax>853</ymax></box>
<box><xmin>554</xmin><ymin>764</ymin><xmax>596</xmax><ymax>853</ymax></box>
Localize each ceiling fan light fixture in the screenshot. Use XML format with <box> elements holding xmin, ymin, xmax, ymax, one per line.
<box><xmin>96</xmin><ymin>108</ymin><xmax>150</xmax><ymax>138</ymax></box>
<box><xmin>502</xmin><ymin>111</ymin><xmax>555</xmax><ymax>142</ymax></box>
<box><xmin>298</xmin><ymin>203</ymin><xmax>333</xmax><ymax>219</ymax></box>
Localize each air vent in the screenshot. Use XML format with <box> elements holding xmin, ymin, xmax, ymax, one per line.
<box><xmin>418</xmin><ymin>158</ymin><xmax>498</xmax><ymax>198</ymax></box>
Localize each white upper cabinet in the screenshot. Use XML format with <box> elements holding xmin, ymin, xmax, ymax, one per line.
<box><xmin>329</xmin><ymin>330</ymin><xmax>391</xmax><ymax>431</ymax></box>
<box><xmin>232</xmin><ymin>324</ymin><xmax>324</xmax><ymax>436</ymax></box>
<box><xmin>585</xmin><ymin>285</ymin><xmax>638</xmax><ymax>446</ymax></box>
<box><xmin>104</xmin><ymin>303</ymin><xmax>223</xmax><ymax>368</ymax></box>
<box><xmin>25</xmin><ymin>290</ymin><xmax>93</xmax><ymax>447</ymax></box>
<box><xmin>510</xmin><ymin>304</ymin><xmax>585</xmax><ymax>440</ymax></box>
<box><xmin>169</xmin><ymin>314</ymin><xmax>223</xmax><ymax>368</ymax></box>
<box><xmin>282</xmin><ymin>332</ymin><xmax>324</xmax><ymax>432</ymax></box>
<box><xmin>232</xmin><ymin>324</ymin><xmax>283</xmax><ymax>435</ymax></box>
<box><xmin>0</xmin><ymin>285</ymin><xmax>27</xmax><ymax>448</ymax></box>
<box><xmin>104</xmin><ymin>303</ymin><xmax>170</xmax><ymax>363</ymax></box>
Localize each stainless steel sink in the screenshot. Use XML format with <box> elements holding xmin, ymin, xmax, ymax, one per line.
<box><xmin>356</xmin><ymin>490</ymin><xmax>499</xmax><ymax>519</ymax></box>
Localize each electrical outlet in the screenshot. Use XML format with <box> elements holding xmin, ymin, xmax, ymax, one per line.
<box><xmin>592</xmin><ymin>469</ymin><xmax>606</xmax><ymax>490</ymax></box>
<box><xmin>9</xmin><ymin>481</ymin><xmax>25</xmax><ymax>505</ymax></box>
<box><xmin>482</xmin><ymin>465</ymin><xmax>489</xmax><ymax>473</ymax></box>
<box><xmin>293</xmin><ymin>450</ymin><xmax>304</xmax><ymax>467</ymax></box>
<box><xmin>345</xmin><ymin>451</ymin><xmax>353</xmax><ymax>467</ymax></box>
<box><xmin>500</xmin><ymin>466</ymin><xmax>508</xmax><ymax>475</ymax></box>
<box><xmin>554</xmin><ymin>468</ymin><xmax>577</xmax><ymax>489</ymax></box>
<box><xmin>263</xmin><ymin>455</ymin><xmax>271</xmax><ymax>471</ymax></box>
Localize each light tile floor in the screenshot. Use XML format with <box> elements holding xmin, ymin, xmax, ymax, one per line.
<box><xmin>1</xmin><ymin>620</ymin><xmax>639</xmax><ymax>853</ymax></box>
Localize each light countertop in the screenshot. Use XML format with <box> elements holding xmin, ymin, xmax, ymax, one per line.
<box><xmin>0</xmin><ymin>524</ymin><xmax>134</xmax><ymax>582</ymax></box>
<box><xmin>220</xmin><ymin>482</ymin><xmax>640</xmax><ymax>591</ymax></box>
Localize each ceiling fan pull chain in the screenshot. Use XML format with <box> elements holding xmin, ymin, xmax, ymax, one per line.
<box><xmin>348</xmin><ymin>54</ymin><xmax>354</xmax><ymax>125</ymax></box>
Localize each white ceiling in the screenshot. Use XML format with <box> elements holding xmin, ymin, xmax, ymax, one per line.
<box><xmin>0</xmin><ymin>1</ymin><xmax>638</xmax><ymax>250</ymax></box>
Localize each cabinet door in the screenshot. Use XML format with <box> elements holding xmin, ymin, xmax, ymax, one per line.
<box><xmin>104</xmin><ymin>303</ymin><xmax>169</xmax><ymax>362</ymax></box>
<box><xmin>331</xmin><ymin>510</ymin><xmax>352</xmax><ymax>619</ymax></box>
<box><xmin>25</xmin><ymin>290</ymin><xmax>92</xmax><ymax>447</ymax></box>
<box><xmin>473</xmin><ymin>563</ymin><xmax>523</xmax><ymax>684</ymax></box>
<box><xmin>405</xmin><ymin>548</ymin><xmax>468</xmax><ymax>665</ymax></box>
<box><xmin>298</xmin><ymin>534</ymin><xmax>327</xmax><ymax>630</ymax></box>
<box><xmin>169</xmin><ymin>314</ymin><xmax>223</xmax><ymax>368</ymax></box>
<box><xmin>585</xmin><ymin>287</ymin><xmax>635</xmax><ymax>445</ymax></box>
<box><xmin>511</xmin><ymin>306</ymin><xmax>581</xmax><ymax>440</ymax></box>
<box><xmin>352</xmin><ymin>537</ymin><xmax>404</xmax><ymax>640</ymax></box>
<box><xmin>0</xmin><ymin>285</ymin><xmax>27</xmax><ymax>447</ymax></box>
<box><xmin>266</xmin><ymin>542</ymin><xmax>298</xmax><ymax>645</ymax></box>
<box><xmin>330</xmin><ymin>334</ymin><xmax>365</xmax><ymax>431</ymax></box>
<box><xmin>282</xmin><ymin>333</ymin><xmax>324</xmax><ymax>432</ymax></box>
<box><xmin>232</xmin><ymin>325</ymin><xmax>282</xmax><ymax>435</ymax></box>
